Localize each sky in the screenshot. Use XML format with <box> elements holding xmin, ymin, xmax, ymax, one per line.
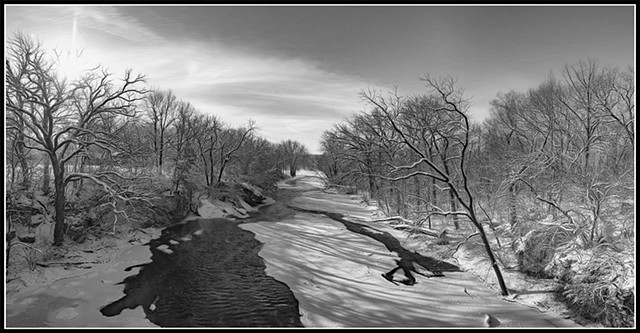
<box><xmin>4</xmin><ymin>5</ymin><xmax>635</xmax><ymax>154</ymax></box>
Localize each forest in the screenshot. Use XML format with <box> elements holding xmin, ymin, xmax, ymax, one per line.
<box><xmin>314</xmin><ymin>64</ymin><xmax>635</xmax><ymax>327</ymax></box>
<box><xmin>5</xmin><ymin>29</ymin><xmax>635</xmax><ymax>328</ymax></box>
<box><xmin>5</xmin><ymin>32</ymin><xmax>309</xmax><ymax>256</ymax></box>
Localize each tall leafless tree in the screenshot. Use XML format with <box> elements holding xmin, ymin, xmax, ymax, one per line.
<box><xmin>144</xmin><ymin>89</ymin><xmax>178</xmax><ymax>176</ymax></box>
<box><xmin>361</xmin><ymin>75</ymin><xmax>510</xmax><ymax>295</ymax></box>
<box><xmin>6</xmin><ymin>32</ymin><xmax>147</xmax><ymax>245</ymax></box>
<box><xmin>280</xmin><ymin>139</ymin><xmax>310</xmax><ymax>177</ymax></box>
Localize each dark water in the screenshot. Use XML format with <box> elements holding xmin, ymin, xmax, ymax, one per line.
<box><xmin>100</xmin><ymin>218</ymin><xmax>302</xmax><ymax>327</ymax></box>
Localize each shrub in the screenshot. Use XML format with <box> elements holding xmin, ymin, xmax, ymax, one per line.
<box><xmin>517</xmin><ymin>225</ymin><xmax>573</xmax><ymax>277</ymax></box>
<box><xmin>559</xmin><ymin>250</ymin><xmax>635</xmax><ymax>327</ymax></box>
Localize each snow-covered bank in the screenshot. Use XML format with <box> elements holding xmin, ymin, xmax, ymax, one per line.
<box><xmin>5</xmin><ymin>181</ymin><xmax>272</xmax><ymax>328</ymax></box>
<box><xmin>6</xmin><ymin>228</ymin><xmax>161</xmax><ymax>327</ymax></box>
<box><xmin>241</xmin><ymin>170</ymin><xmax>580</xmax><ymax>327</ymax></box>
<box><xmin>197</xmin><ymin>182</ymin><xmax>275</xmax><ymax>220</ymax></box>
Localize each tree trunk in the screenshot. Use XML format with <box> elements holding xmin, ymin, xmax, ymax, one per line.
<box><xmin>431</xmin><ymin>177</ymin><xmax>437</xmax><ymax>206</ymax></box>
<box><xmin>509</xmin><ymin>182</ymin><xmax>517</xmax><ymax>232</ymax></box>
<box><xmin>158</xmin><ymin>129</ymin><xmax>164</xmax><ymax>176</ymax></box>
<box><xmin>72</xmin><ymin>155</ymin><xmax>86</xmax><ymax>194</ymax></box>
<box><xmin>425</xmin><ymin>180</ymin><xmax>432</xmax><ymax>229</ymax></box>
<box><xmin>209</xmin><ymin>149</ymin><xmax>216</xmax><ymax>186</ymax></box>
<box><xmin>383</xmin><ymin>186</ymin><xmax>391</xmax><ymax>215</ymax></box>
<box><xmin>449</xmin><ymin>188</ymin><xmax>460</xmax><ymax>230</ymax></box>
<box><xmin>396</xmin><ymin>185</ymin><xmax>403</xmax><ymax>217</ymax></box>
<box><xmin>153</xmin><ymin>124</ymin><xmax>160</xmax><ymax>175</ymax></box>
<box><xmin>52</xmin><ymin>162</ymin><xmax>66</xmax><ymax>246</ymax></box>
<box><xmin>42</xmin><ymin>157</ymin><xmax>51</xmax><ymax>195</ymax></box>
<box><xmin>10</xmin><ymin>161</ymin><xmax>16</xmax><ymax>189</ymax></box>
<box><xmin>17</xmin><ymin>132</ymin><xmax>30</xmax><ymax>190</ymax></box>
<box><xmin>289</xmin><ymin>156</ymin><xmax>298</xmax><ymax>177</ymax></box>
<box><xmin>414</xmin><ymin>176</ymin><xmax>421</xmax><ymax>211</ymax></box>
<box><xmin>203</xmin><ymin>159</ymin><xmax>210</xmax><ymax>187</ymax></box>
<box><xmin>374</xmin><ymin>180</ymin><xmax>383</xmax><ymax>211</ymax></box>
<box><xmin>367</xmin><ymin>172</ymin><xmax>376</xmax><ymax>197</ymax></box>
<box><xmin>470</xmin><ymin>210</ymin><xmax>509</xmax><ymax>296</ymax></box>
<box><xmin>584</xmin><ymin>110</ymin><xmax>591</xmax><ymax>172</ymax></box>
<box><xmin>217</xmin><ymin>158</ymin><xmax>228</xmax><ymax>184</ymax></box>
<box><xmin>441</xmin><ymin>159</ymin><xmax>459</xmax><ymax>230</ymax></box>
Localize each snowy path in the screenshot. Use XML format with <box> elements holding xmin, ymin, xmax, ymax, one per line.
<box><xmin>240</xmin><ymin>172</ymin><xmax>580</xmax><ymax>328</ymax></box>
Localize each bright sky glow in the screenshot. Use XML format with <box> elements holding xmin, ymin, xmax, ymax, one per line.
<box><xmin>4</xmin><ymin>5</ymin><xmax>635</xmax><ymax>153</ymax></box>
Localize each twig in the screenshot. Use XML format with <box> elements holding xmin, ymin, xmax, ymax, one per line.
<box><xmin>450</xmin><ymin>232</ymin><xmax>480</xmax><ymax>258</ymax></box>
<box><xmin>8</xmin><ymin>242</ymin><xmax>44</xmax><ymax>253</ymax></box>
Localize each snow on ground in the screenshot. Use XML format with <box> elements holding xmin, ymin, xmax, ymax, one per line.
<box><xmin>5</xmin><ymin>185</ymin><xmax>275</xmax><ymax>328</ymax></box>
<box><xmin>5</xmin><ymin>170</ymin><xmax>582</xmax><ymax>328</ymax></box>
<box><xmin>241</xmin><ymin>171</ymin><xmax>580</xmax><ymax>328</ymax></box>
<box><xmin>5</xmin><ymin>229</ymin><xmax>162</xmax><ymax>327</ymax></box>
<box><xmin>198</xmin><ymin>197</ymin><xmax>249</xmax><ymax>219</ymax></box>
<box><xmin>197</xmin><ymin>185</ymin><xmax>276</xmax><ymax>220</ymax></box>
<box><xmin>198</xmin><ymin>195</ymin><xmax>272</xmax><ymax>220</ymax></box>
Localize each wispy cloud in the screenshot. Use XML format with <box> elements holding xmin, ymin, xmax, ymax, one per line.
<box><xmin>6</xmin><ymin>5</ymin><xmax>163</xmax><ymax>45</ymax></box>
<box><xmin>104</xmin><ymin>39</ymin><xmax>370</xmax><ymax>144</ymax></box>
<box><xmin>73</xmin><ymin>6</ymin><xmax>164</xmax><ymax>43</ymax></box>
<box><xmin>139</xmin><ymin>40</ymin><xmax>368</xmax><ymax>151</ymax></box>
<box><xmin>5</xmin><ymin>6</ymin><xmax>377</xmax><ymax>153</ymax></box>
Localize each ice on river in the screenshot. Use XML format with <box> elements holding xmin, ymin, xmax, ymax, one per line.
<box><xmin>241</xmin><ymin>170</ymin><xmax>579</xmax><ymax>328</ymax></box>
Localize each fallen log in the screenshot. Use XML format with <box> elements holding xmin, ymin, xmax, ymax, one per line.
<box><xmin>371</xmin><ymin>216</ymin><xmax>414</xmax><ymax>224</ymax></box>
<box><xmin>35</xmin><ymin>261</ymin><xmax>101</xmax><ymax>267</ymax></box>
<box><xmin>393</xmin><ymin>225</ymin><xmax>440</xmax><ymax>238</ymax></box>
<box><xmin>371</xmin><ymin>216</ymin><xmax>445</xmax><ymax>238</ymax></box>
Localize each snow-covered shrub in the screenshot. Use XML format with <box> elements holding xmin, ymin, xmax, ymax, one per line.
<box><xmin>543</xmin><ymin>244</ymin><xmax>585</xmax><ymax>278</ymax></box>
<box><xmin>516</xmin><ymin>225</ymin><xmax>573</xmax><ymax>277</ymax></box>
<box><xmin>239</xmin><ymin>182</ymin><xmax>266</xmax><ymax>204</ymax></box>
<box><xmin>559</xmin><ymin>250</ymin><xmax>635</xmax><ymax>327</ymax></box>
<box><xmin>238</xmin><ymin>169</ymin><xmax>284</xmax><ymax>194</ymax></box>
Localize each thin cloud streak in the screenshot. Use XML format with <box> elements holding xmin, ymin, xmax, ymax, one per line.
<box><xmin>12</xmin><ymin>6</ymin><xmax>164</xmax><ymax>44</ymax></box>
<box><xmin>82</xmin><ymin>36</ymin><xmax>369</xmax><ymax>152</ymax></box>
<box><xmin>113</xmin><ymin>39</ymin><xmax>369</xmax><ymax>121</ymax></box>
<box><xmin>9</xmin><ymin>5</ymin><xmax>630</xmax><ymax>154</ymax></box>
<box><xmin>6</xmin><ymin>6</ymin><xmax>372</xmax><ymax>153</ymax></box>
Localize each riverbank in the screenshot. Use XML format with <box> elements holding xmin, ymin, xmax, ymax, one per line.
<box><xmin>5</xmin><ymin>226</ymin><xmax>162</xmax><ymax>300</ymax></box>
<box><xmin>5</xmin><ymin>190</ymin><xmax>275</xmax><ymax>327</ymax></box>
<box><xmin>242</xmin><ymin>171</ymin><xmax>582</xmax><ymax>327</ymax></box>
<box><xmin>6</xmin><ymin>171</ymin><xmax>587</xmax><ymax>328</ymax></box>
<box><xmin>5</xmin><ymin>227</ymin><xmax>162</xmax><ymax>327</ymax></box>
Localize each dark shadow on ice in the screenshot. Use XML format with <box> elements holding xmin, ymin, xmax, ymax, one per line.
<box><xmin>288</xmin><ymin>205</ymin><xmax>461</xmax><ymax>280</ymax></box>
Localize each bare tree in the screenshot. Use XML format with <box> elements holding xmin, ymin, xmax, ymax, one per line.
<box><xmin>192</xmin><ymin>114</ymin><xmax>222</xmax><ymax>186</ymax></box>
<box><xmin>593</xmin><ymin>66</ymin><xmax>635</xmax><ymax>146</ymax></box>
<box><xmin>361</xmin><ymin>76</ymin><xmax>510</xmax><ymax>295</ymax></box>
<box><xmin>279</xmin><ymin>139</ymin><xmax>309</xmax><ymax>177</ymax></box>
<box><xmin>6</xmin><ymin>32</ymin><xmax>147</xmax><ymax>245</ymax></box>
<box><xmin>560</xmin><ymin>59</ymin><xmax>608</xmax><ymax>172</ymax></box>
<box><xmin>216</xmin><ymin>121</ymin><xmax>256</xmax><ymax>184</ymax></box>
<box><xmin>484</xmin><ymin>60</ymin><xmax>634</xmax><ymax>252</ymax></box>
<box><xmin>170</xmin><ymin>100</ymin><xmax>197</xmax><ymax>191</ymax></box>
<box><xmin>144</xmin><ymin>89</ymin><xmax>178</xmax><ymax>176</ymax></box>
